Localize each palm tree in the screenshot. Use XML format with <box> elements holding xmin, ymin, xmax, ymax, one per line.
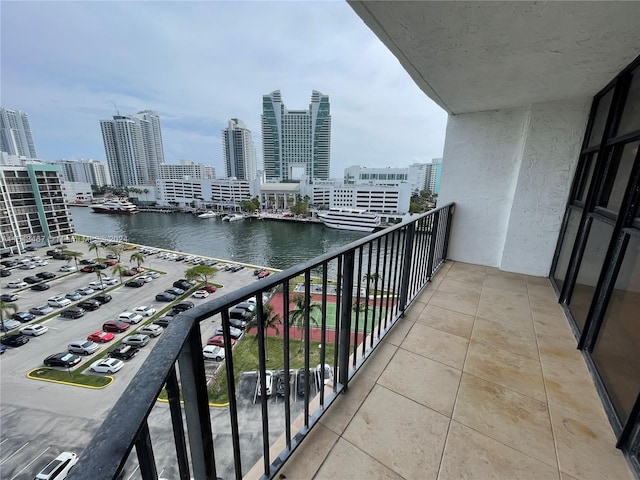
<box><xmin>363</xmin><ymin>272</ymin><xmax>382</xmax><ymax>289</ymax></box>
<box><xmin>246</xmin><ymin>303</ymin><xmax>281</xmax><ymax>362</ymax></box>
<box><xmin>130</xmin><ymin>252</ymin><xmax>146</xmax><ymax>270</ymax></box>
<box><xmin>185</xmin><ymin>265</ymin><xmax>218</xmax><ymax>286</ymax></box>
<box><xmin>95</xmin><ymin>270</ymin><xmax>105</xmax><ymax>288</ymax></box>
<box><xmin>290</xmin><ymin>294</ymin><xmax>321</xmax><ymax>352</ymax></box>
<box><xmin>106</xmin><ymin>244</ymin><xmax>125</xmax><ymax>262</ymax></box>
<box><xmin>63</xmin><ymin>250</ymin><xmax>83</xmax><ymax>271</ymax></box>
<box><xmin>0</xmin><ymin>300</ymin><xmax>18</xmax><ymax>336</ymax></box>
<box><xmin>111</xmin><ymin>264</ymin><xmax>130</xmax><ymax>284</ymax></box>
<box><xmin>88</xmin><ymin>242</ymin><xmax>101</xmax><ymax>261</ymax></box>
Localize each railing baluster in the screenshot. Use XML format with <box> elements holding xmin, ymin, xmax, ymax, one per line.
<box><xmin>165</xmin><ymin>366</ymin><xmax>191</xmax><ymax>480</ymax></box>
<box><xmin>363</xmin><ymin>242</ymin><xmax>372</xmax><ymax>355</ymax></box>
<box><xmin>353</xmin><ymin>246</ymin><xmax>364</xmax><ymax>366</ymax></box>
<box><xmin>255</xmin><ymin>294</ymin><xmax>271</xmax><ymax>477</ymax></box>
<box><xmin>282</xmin><ymin>280</ymin><xmax>292</xmax><ymax>450</ymax></box>
<box><xmin>135</xmin><ymin>421</ymin><xmax>158</xmax><ymax>480</ymax></box>
<box><xmin>399</xmin><ymin>222</ymin><xmax>415</xmax><ymax>313</ymax></box>
<box><xmin>303</xmin><ymin>270</ymin><xmax>311</xmax><ymax>426</ymax></box>
<box><xmin>339</xmin><ymin>250</ymin><xmax>354</xmax><ymax>389</ymax></box>
<box><xmin>319</xmin><ymin>263</ymin><xmax>328</xmax><ymax>403</ymax></box>
<box><xmin>426</xmin><ymin>210</ymin><xmax>440</xmax><ymax>279</ymax></box>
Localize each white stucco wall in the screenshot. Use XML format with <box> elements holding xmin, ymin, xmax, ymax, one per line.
<box><xmin>438</xmin><ymin>98</ymin><xmax>590</xmax><ymax>276</ymax></box>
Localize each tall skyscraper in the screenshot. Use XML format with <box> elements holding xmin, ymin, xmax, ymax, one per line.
<box><xmin>55</xmin><ymin>159</ymin><xmax>112</xmax><ymax>186</ymax></box>
<box><xmin>222</xmin><ymin>119</ymin><xmax>257</xmax><ymax>181</ymax></box>
<box><xmin>100</xmin><ymin>110</ymin><xmax>165</xmax><ymax>186</ymax></box>
<box><xmin>261</xmin><ymin>90</ymin><xmax>331</xmax><ymax>182</ymax></box>
<box><xmin>0</xmin><ymin>107</ymin><xmax>38</xmax><ymax>159</ymax></box>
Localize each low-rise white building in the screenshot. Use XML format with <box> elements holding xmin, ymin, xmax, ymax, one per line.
<box><xmin>155</xmin><ymin>178</ymin><xmax>252</xmax><ymax>210</ymax></box>
<box><xmin>158</xmin><ymin>160</ymin><xmax>215</xmax><ymax>180</ymax></box>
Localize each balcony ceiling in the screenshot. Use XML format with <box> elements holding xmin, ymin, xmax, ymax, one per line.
<box><xmin>348</xmin><ymin>1</ymin><xmax>640</xmax><ymax>114</ymax></box>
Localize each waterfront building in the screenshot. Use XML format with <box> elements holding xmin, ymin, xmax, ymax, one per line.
<box><xmin>158</xmin><ymin>160</ymin><xmax>215</xmax><ymax>181</ymax></box>
<box><xmin>100</xmin><ymin>110</ymin><xmax>165</xmax><ymax>187</ymax></box>
<box><xmin>262</xmin><ymin>90</ymin><xmax>331</xmax><ymax>182</ymax></box>
<box><xmin>222</xmin><ymin>119</ymin><xmax>257</xmax><ymax>181</ymax></box>
<box><xmin>156</xmin><ymin>178</ymin><xmax>252</xmax><ymax>210</ymax></box>
<box><xmin>430</xmin><ymin>157</ymin><xmax>442</xmax><ymax>194</ymax></box>
<box><xmin>0</xmin><ymin>164</ymin><xmax>74</xmax><ymax>253</ymax></box>
<box><xmin>62</xmin><ymin>181</ymin><xmax>94</xmax><ymax>204</ymax></box>
<box><xmin>0</xmin><ymin>107</ymin><xmax>38</xmax><ymax>159</ymax></box>
<box><xmin>54</xmin><ymin>158</ymin><xmax>112</xmax><ymax>186</ymax></box>
<box><xmin>343</xmin><ymin>165</ymin><xmax>424</xmax><ymax>192</ymax></box>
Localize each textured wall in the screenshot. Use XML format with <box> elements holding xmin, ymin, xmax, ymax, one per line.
<box><xmin>438</xmin><ymin>98</ymin><xmax>590</xmax><ymax>276</ymax></box>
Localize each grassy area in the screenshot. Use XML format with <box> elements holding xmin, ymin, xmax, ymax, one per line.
<box><xmin>28</xmin><ymin>367</ymin><xmax>113</xmax><ymax>388</ymax></box>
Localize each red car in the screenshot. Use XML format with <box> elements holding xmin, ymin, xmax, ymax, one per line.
<box><xmin>200</xmin><ymin>284</ymin><xmax>217</xmax><ymax>293</ymax></box>
<box><xmin>207</xmin><ymin>335</ymin><xmax>236</xmax><ymax>348</ymax></box>
<box><xmin>257</xmin><ymin>270</ymin><xmax>271</xmax><ymax>279</ymax></box>
<box><xmin>87</xmin><ymin>330</ymin><xmax>115</xmax><ymax>343</ymax></box>
<box><xmin>104</xmin><ymin>259</ymin><xmax>118</xmax><ymax>266</ymax></box>
<box><xmin>102</xmin><ymin>320</ymin><xmax>130</xmax><ymax>333</ymax></box>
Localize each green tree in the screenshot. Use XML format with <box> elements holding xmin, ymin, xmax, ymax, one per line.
<box><xmin>106</xmin><ymin>244</ymin><xmax>125</xmax><ymax>262</ymax></box>
<box><xmin>94</xmin><ymin>270</ymin><xmax>105</xmax><ymax>288</ymax></box>
<box><xmin>246</xmin><ymin>303</ymin><xmax>281</xmax><ymax>362</ymax></box>
<box><xmin>290</xmin><ymin>294</ymin><xmax>321</xmax><ymax>352</ymax></box>
<box><xmin>63</xmin><ymin>250</ymin><xmax>84</xmax><ymax>271</ymax></box>
<box><xmin>129</xmin><ymin>252</ymin><xmax>146</xmax><ymax>270</ymax></box>
<box><xmin>0</xmin><ymin>300</ymin><xmax>18</xmax><ymax>336</ymax></box>
<box><xmin>111</xmin><ymin>264</ymin><xmax>130</xmax><ymax>284</ymax></box>
<box><xmin>88</xmin><ymin>242</ymin><xmax>101</xmax><ymax>261</ymax></box>
<box><xmin>363</xmin><ymin>272</ymin><xmax>382</xmax><ymax>290</ymax></box>
<box><xmin>184</xmin><ymin>265</ymin><xmax>218</xmax><ymax>285</ymax></box>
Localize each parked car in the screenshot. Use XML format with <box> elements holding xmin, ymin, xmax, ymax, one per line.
<box><xmin>102</xmin><ymin>320</ymin><xmax>130</xmax><ymax>333</ymax></box>
<box><xmin>92</xmin><ymin>293</ymin><xmax>112</xmax><ymax>304</ymax></box>
<box><xmin>235</xmin><ymin>302</ymin><xmax>256</xmax><ymax>314</ymax></box>
<box><xmin>12</xmin><ymin>311</ymin><xmax>36</xmax><ymax>323</ymax></box>
<box><xmin>118</xmin><ymin>312</ymin><xmax>143</xmax><ymax>324</ymax></box>
<box><xmin>29</xmin><ymin>305</ymin><xmax>53</xmax><ymax>316</ymax></box>
<box><xmin>257</xmin><ymin>270</ymin><xmax>271</xmax><ymax>279</ymax></box>
<box><xmin>19</xmin><ymin>262</ymin><xmax>36</xmax><ymax>270</ymax></box>
<box><xmin>78</xmin><ymin>299</ymin><xmax>101</xmax><ymax>311</ymax></box>
<box><xmin>147</xmin><ymin>271</ymin><xmax>160</xmax><ymax>279</ymax></box>
<box><xmin>34</xmin><ymin>451</ymin><xmax>78</xmax><ymax>480</ymax></box>
<box><xmin>44</xmin><ymin>352</ymin><xmax>81</xmax><ymax>368</ymax></box>
<box><xmin>207</xmin><ymin>335</ymin><xmax>236</xmax><ymax>348</ymax></box>
<box><xmin>230</xmin><ymin>307</ymin><xmax>253</xmax><ymax>321</ymax></box>
<box><xmin>46</xmin><ymin>249</ymin><xmax>62</xmax><ymax>256</ymax></box>
<box><xmin>76</xmin><ymin>286</ymin><xmax>94</xmax><ymax>295</ymax></box>
<box><xmin>253</xmin><ymin>268</ymin><xmax>264</xmax><ymax>276</ymax></box>
<box><xmin>65</xmin><ymin>291</ymin><xmax>82</xmax><ymax>301</ymax></box>
<box><xmin>60</xmin><ymin>307</ymin><xmax>86</xmax><ymax>319</ymax></box>
<box><xmin>104</xmin><ymin>259</ymin><xmax>118</xmax><ymax>266</ymax></box>
<box><xmin>48</xmin><ymin>296</ymin><xmax>72</xmax><ymax>308</ymax></box>
<box><xmin>80</xmin><ymin>266</ymin><xmax>96</xmax><ymax>273</ymax></box>
<box><xmin>156</xmin><ymin>292</ymin><xmax>176</xmax><ymax>302</ymax></box>
<box><xmin>108</xmin><ymin>344</ymin><xmax>139</xmax><ymax>360</ymax></box>
<box><xmin>79</xmin><ymin>259</ymin><xmax>96</xmax><ymax>265</ymax></box>
<box><xmin>173</xmin><ymin>279</ymin><xmax>194</xmax><ymax>290</ymax></box>
<box><xmin>229</xmin><ymin>317</ymin><xmax>249</xmax><ymax>330</ymax></box>
<box><xmin>1</xmin><ymin>333</ymin><xmax>30</xmax><ymax>347</ymax></box>
<box><xmin>202</xmin><ymin>345</ymin><xmax>225</xmax><ymax>361</ymax></box>
<box><xmin>153</xmin><ymin>317</ymin><xmax>171</xmax><ymax>328</ymax></box>
<box><xmin>52</xmin><ymin>252</ymin><xmax>71</xmax><ymax>260</ymax></box>
<box><xmin>87</xmin><ymin>281</ymin><xmax>107</xmax><ymax>290</ymax></box>
<box><xmin>172</xmin><ymin>301</ymin><xmax>194</xmax><ymax>312</ymax></box>
<box><xmin>20</xmin><ymin>324</ymin><xmax>48</xmax><ymax>336</ymax></box>
<box><xmin>125</xmin><ymin>279</ymin><xmax>145</xmax><ymax>288</ymax></box>
<box><xmin>133</xmin><ymin>305</ymin><xmax>157</xmax><ymax>317</ymax></box>
<box><xmin>6</xmin><ymin>280</ymin><xmax>27</xmax><ymax>288</ymax></box>
<box><xmin>101</xmin><ymin>276</ymin><xmax>118</xmax><ymax>285</ymax></box>
<box><xmin>1</xmin><ymin>293</ymin><xmax>19</xmax><ymax>302</ymax></box>
<box><xmin>137</xmin><ymin>324</ymin><xmax>163</xmax><ymax>337</ymax></box>
<box><xmin>296</xmin><ymin>368</ymin><xmax>308</xmax><ymax>397</ymax></box>
<box><xmin>122</xmin><ymin>334</ymin><xmax>150</xmax><ymax>347</ymax></box>
<box><xmin>258</xmin><ymin>370</ymin><xmax>274</xmax><ymax>396</ymax></box>
<box><xmin>1</xmin><ymin>260</ymin><xmax>19</xmax><ymax>267</ymax></box>
<box><xmin>24</xmin><ymin>275</ymin><xmax>41</xmax><ymax>284</ymax></box>
<box><xmin>89</xmin><ymin>357</ymin><xmax>124</xmax><ymax>374</ymax></box>
<box><xmin>59</xmin><ymin>264</ymin><xmax>77</xmax><ymax>272</ymax></box>
<box><xmin>215</xmin><ymin>325</ymin><xmax>243</xmax><ymax>339</ymax></box>
<box><xmin>192</xmin><ymin>290</ymin><xmax>209</xmax><ymax>298</ymax></box>
<box><xmin>164</xmin><ymin>287</ymin><xmax>184</xmax><ymax>296</ymax></box>
<box><xmin>316</xmin><ymin>363</ymin><xmax>334</xmax><ymax>385</ymax></box>
<box><xmin>36</xmin><ymin>271</ymin><xmax>56</xmax><ymax>279</ymax></box>
<box><xmin>86</xmin><ymin>330</ymin><xmax>115</xmax><ymax>343</ymax></box>
<box><xmin>0</xmin><ymin>319</ymin><xmax>22</xmax><ymax>331</ymax></box>
<box><xmin>0</xmin><ymin>269</ymin><xmax>11</xmax><ymax>277</ymax></box>
<box><xmin>137</xmin><ymin>275</ymin><xmax>152</xmax><ymax>283</ymax></box>
<box><xmin>276</xmin><ymin>372</ymin><xmax>287</xmax><ymax>397</ymax></box>
<box><xmin>200</xmin><ymin>284</ymin><xmax>217</xmax><ymax>293</ymax></box>
<box><xmin>31</xmin><ymin>283</ymin><xmax>50</xmax><ymax>291</ymax></box>
<box><xmin>68</xmin><ymin>340</ymin><xmax>99</xmax><ymax>355</ymax></box>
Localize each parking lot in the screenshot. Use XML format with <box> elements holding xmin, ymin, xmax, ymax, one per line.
<box><xmin>1</xmin><ymin>240</ymin><xmax>269</xmax><ymax>479</ymax></box>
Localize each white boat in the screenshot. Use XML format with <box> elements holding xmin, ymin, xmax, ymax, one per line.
<box><xmin>223</xmin><ymin>213</ymin><xmax>244</xmax><ymax>222</ymax></box>
<box><xmin>197</xmin><ymin>211</ymin><xmax>219</xmax><ymax>218</ymax></box>
<box><xmin>317</xmin><ymin>208</ymin><xmax>381</xmax><ymax>232</ymax></box>
<box><xmin>90</xmin><ymin>200</ymin><xmax>139</xmax><ymax>215</ymax></box>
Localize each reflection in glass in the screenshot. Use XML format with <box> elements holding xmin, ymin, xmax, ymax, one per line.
<box><xmin>568</xmin><ymin>219</ymin><xmax>614</xmax><ymax>332</ymax></box>
<box><xmin>618</xmin><ymin>68</ymin><xmax>640</xmax><ymax>136</ymax></box>
<box><xmin>601</xmin><ymin>141</ymin><xmax>639</xmax><ymax>214</ymax></box>
<box><xmin>592</xmin><ymin>234</ymin><xmax>640</xmax><ymax>425</ymax></box>
<box><xmin>574</xmin><ymin>153</ymin><xmax>596</xmax><ymax>204</ymax></box>
<box><xmin>588</xmin><ymin>89</ymin><xmax>614</xmax><ymax>148</ymax></box>
<box><xmin>553</xmin><ymin>208</ymin><xmax>582</xmax><ymax>293</ymax></box>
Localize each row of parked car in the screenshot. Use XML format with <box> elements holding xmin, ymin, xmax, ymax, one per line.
<box><xmin>138</xmin><ymin>248</ymin><xmax>219</xmax><ymax>268</ymax></box>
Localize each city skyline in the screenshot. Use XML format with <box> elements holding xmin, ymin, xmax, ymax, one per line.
<box><xmin>0</xmin><ymin>2</ymin><xmax>447</xmax><ymax>178</ymax></box>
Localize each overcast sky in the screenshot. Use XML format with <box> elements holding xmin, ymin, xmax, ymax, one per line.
<box><xmin>1</xmin><ymin>1</ymin><xmax>447</xmax><ymax>177</ymax></box>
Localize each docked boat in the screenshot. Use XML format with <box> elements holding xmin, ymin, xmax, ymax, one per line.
<box><xmin>197</xmin><ymin>211</ymin><xmax>219</xmax><ymax>218</ymax></box>
<box><xmin>90</xmin><ymin>200</ymin><xmax>139</xmax><ymax>215</ymax></box>
<box><xmin>317</xmin><ymin>208</ymin><xmax>381</xmax><ymax>232</ymax></box>
<box><xmin>222</xmin><ymin>213</ymin><xmax>244</xmax><ymax>222</ymax></box>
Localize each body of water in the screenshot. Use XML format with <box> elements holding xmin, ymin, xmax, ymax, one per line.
<box><xmin>69</xmin><ymin>207</ymin><xmax>369</xmax><ymax>270</ymax></box>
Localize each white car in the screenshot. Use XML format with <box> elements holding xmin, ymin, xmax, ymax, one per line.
<box><xmin>137</xmin><ymin>324</ymin><xmax>163</xmax><ymax>337</ymax></box>
<box><xmin>68</xmin><ymin>340</ymin><xmax>99</xmax><ymax>355</ymax></box>
<box><xmin>34</xmin><ymin>451</ymin><xmax>78</xmax><ymax>480</ymax></box>
<box><xmin>258</xmin><ymin>370</ymin><xmax>274</xmax><ymax>396</ymax></box>
<box><xmin>118</xmin><ymin>312</ymin><xmax>143</xmax><ymax>324</ymax></box>
<box><xmin>59</xmin><ymin>265</ymin><xmax>77</xmax><ymax>272</ymax></box>
<box><xmin>202</xmin><ymin>345</ymin><xmax>225</xmax><ymax>361</ymax></box>
<box><xmin>102</xmin><ymin>276</ymin><xmax>118</xmax><ymax>285</ymax></box>
<box><xmin>147</xmin><ymin>271</ymin><xmax>160</xmax><ymax>279</ymax></box>
<box><xmin>192</xmin><ymin>290</ymin><xmax>209</xmax><ymax>298</ymax></box>
<box><xmin>7</xmin><ymin>280</ymin><xmax>27</xmax><ymax>288</ymax></box>
<box><xmin>137</xmin><ymin>275</ymin><xmax>153</xmax><ymax>283</ymax></box>
<box><xmin>89</xmin><ymin>357</ymin><xmax>124</xmax><ymax>374</ymax></box>
<box><xmin>20</xmin><ymin>324</ymin><xmax>49</xmax><ymax>336</ymax></box>
<box><xmin>76</xmin><ymin>287</ymin><xmax>94</xmax><ymax>295</ymax></box>
<box><xmin>33</xmin><ymin>260</ymin><xmax>48</xmax><ymax>267</ymax></box>
<box><xmin>215</xmin><ymin>325</ymin><xmax>243</xmax><ymax>339</ymax></box>
<box><xmin>18</xmin><ymin>262</ymin><xmax>36</xmax><ymax>270</ymax></box>
<box><xmin>48</xmin><ymin>296</ymin><xmax>72</xmax><ymax>308</ymax></box>
<box><xmin>133</xmin><ymin>306</ymin><xmax>157</xmax><ymax>317</ymax></box>
<box><xmin>87</xmin><ymin>281</ymin><xmax>107</xmax><ymax>290</ymax></box>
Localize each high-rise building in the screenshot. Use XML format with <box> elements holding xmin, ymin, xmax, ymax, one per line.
<box><xmin>222</xmin><ymin>119</ymin><xmax>257</xmax><ymax>181</ymax></box>
<box><xmin>100</xmin><ymin>110</ymin><xmax>165</xmax><ymax>186</ymax></box>
<box><xmin>55</xmin><ymin>159</ymin><xmax>111</xmax><ymax>186</ymax></box>
<box><xmin>159</xmin><ymin>160</ymin><xmax>216</xmax><ymax>180</ymax></box>
<box><xmin>0</xmin><ymin>107</ymin><xmax>38</xmax><ymax>159</ymax></box>
<box><xmin>261</xmin><ymin>90</ymin><xmax>331</xmax><ymax>182</ymax></box>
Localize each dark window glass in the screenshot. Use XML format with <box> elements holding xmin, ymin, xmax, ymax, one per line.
<box><xmin>588</xmin><ymin>89</ymin><xmax>614</xmax><ymax>148</ymax></box>
<box><xmin>617</xmin><ymin>68</ymin><xmax>640</xmax><ymax>136</ymax></box>
<box><xmin>599</xmin><ymin>141</ymin><xmax>639</xmax><ymax>214</ymax></box>
<box><xmin>553</xmin><ymin>208</ymin><xmax>582</xmax><ymax>292</ymax></box>
<box><xmin>574</xmin><ymin>153</ymin><xmax>596</xmax><ymax>204</ymax></box>
<box><xmin>568</xmin><ymin>219</ymin><xmax>615</xmax><ymax>332</ymax></box>
<box><xmin>591</xmin><ymin>234</ymin><xmax>640</xmax><ymax>424</ymax></box>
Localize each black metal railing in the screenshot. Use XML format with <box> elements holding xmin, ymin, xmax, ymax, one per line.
<box><xmin>68</xmin><ymin>203</ymin><xmax>454</xmax><ymax>480</ymax></box>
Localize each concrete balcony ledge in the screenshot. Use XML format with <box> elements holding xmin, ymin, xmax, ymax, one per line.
<box><xmin>265</xmin><ymin>262</ymin><xmax>635</xmax><ymax>480</ymax></box>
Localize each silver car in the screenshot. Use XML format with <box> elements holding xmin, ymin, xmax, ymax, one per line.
<box><xmin>68</xmin><ymin>340</ymin><xmax>99</xmax><ymax>355</ymax></box>
<box><xmin>122</xmin><ymin>334</ymin><xmax>150</xmax><ymax>347</ymax></box>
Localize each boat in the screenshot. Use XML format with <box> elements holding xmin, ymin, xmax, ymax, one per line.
<box><xmin>222</xmin><ymin>213</ymin><xmax>244</xmax><ymax>222</ymax></box>
<box><xmin>317</xmin><ymin>208</ymin><xmax>381</xmax><ymax>232</ymax></box>
<box><xmin>197</xmin><ymin>211</ymin><xmax>219</xmax><ymax>218</ymax></box>
<box><xmin>90</xmin><ymin>200</ymin><xmax>139</xmax><ymax>215</ymax></box>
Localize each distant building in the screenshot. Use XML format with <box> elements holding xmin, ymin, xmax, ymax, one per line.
<box><xmin>222</xmin><ymin>119</ymin><xmax>257</xmax><ymax>181</ymax></box>
<box><xmin>55</xmin><ymin>159</ymin><xmax>111</xmax><ymax>186</ymax></box>
<box><xmin>100</xmin><ymin>110</ymin><xmax>165</xmax><ymax>186</ymax></box>
<box><xmin>158</xmin><ymin>160</ymin><xmax>215</xmax><ymax>180</ymax></box>
<box><xmin>0</xmin><ymin>164</ymin><xmax>74</xmax><ymax>252</ymax></box>
<box><xmin>0</xmin><ymin>107</ymin><xmax>38</xmax><ymax>159</ymax></box>
<box><xmin>343</xmin><ymin>165</ymin><xmax>424</xmax><ymax>192</ymax></box>
<box><xmin>62</xmin><ymin>182</ymin><xmax>94</xmax><ymax>204</ymax></box>
<box><xmin>262</xmin><ymin>90</ymin><xmax>331</xmax><ymax>182</ymax></box>
<box><xmin>410</xmin><ymin>159</ymin><xmax>442</xmax><ymax>194</ymax></box>
<box><xmin>303</xmin><ymin>182</ymin><xmax>411</xmax><ymax>215</ymax></box>
<box><xmin>155</xmin><ymin>178</ymin><xmax>253</xmax><ymax>210</ymax></box>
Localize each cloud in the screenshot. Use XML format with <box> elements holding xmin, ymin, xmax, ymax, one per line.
<box><xmin>1</xmin><ymin>1</ymin><xmax>447</xmax><ymax>175</ymax></box>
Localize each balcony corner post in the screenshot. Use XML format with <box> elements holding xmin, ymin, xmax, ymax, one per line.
<box><xmin>338</xmin><ymin>250</ymin><xmax>355</xmax><ymax>390</ymax></box>
<box><xmin>426</xmin><ymin>210</ymin><xmax>440</xmax><ymax>278</ymax></box>
<box><xmin>399</xmin><ymin>222</ymin><xmax>415</xmax><ymax>315</ymax></box>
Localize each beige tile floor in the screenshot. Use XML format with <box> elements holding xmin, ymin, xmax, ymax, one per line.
<box><xmin>274</xmin><ymin>261</ymin><xmax>636</xmax><ymax>480</ymax></box>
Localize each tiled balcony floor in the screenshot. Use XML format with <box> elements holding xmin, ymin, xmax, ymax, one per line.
<box><xmin>273</xmin><ymin>261</ymin><xmax>635</xmax><ymax>480</ymax></box>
